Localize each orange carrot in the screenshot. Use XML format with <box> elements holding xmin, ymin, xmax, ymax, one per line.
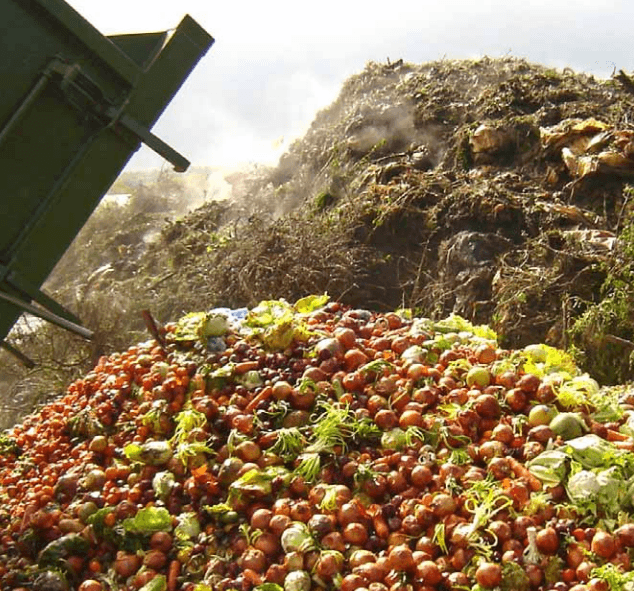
<box><xmin>614</xmin><ymin>440</ymin><xmax>634</xmax><ymax>452</ymax></box>
<box><xmin>167</xmin><ymin>559</ymin><xmax>180</xmax><ymax>591</ymax></box>
<box><xmin>245</xmin><ymin>386</ymin><xmax>273</xmax><ymax>413</ymax></box>
<box><xmin>606</xmin><ymin>429</ymin><xmax>632</xmax><ymax>442</ymax></box>
<box><xmin>235</xmin><ymin>361</ymin><xmax>260</xmax><ymax>375</ymax></box>
<box><xmin>243</xmin><ymin>568</ymin><xmax>263</xmax><ymax>586</ymax></box>
<box><xmin>509</xmin><ymin>457</ymin><xmax>542</xmax><ymax>492</ymax></box>
<box><xmin>373</xmin><ymin>514</ymin><xmax>390</xmax><ymax>539</ymax></box>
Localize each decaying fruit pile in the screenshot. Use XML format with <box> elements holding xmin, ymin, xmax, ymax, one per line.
<box><xmin>3</xmin><ymin>297</ymin><xmax>634</xmax><ymax>591</ymax></box>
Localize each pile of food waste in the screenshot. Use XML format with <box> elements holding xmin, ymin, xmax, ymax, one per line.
<box><xmin>3</xmin><ymin>296</ymin><xmax>634</xmax><ymax>591</ymax></box>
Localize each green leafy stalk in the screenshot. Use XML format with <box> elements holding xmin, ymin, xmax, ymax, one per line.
<box><xmin>447</xmin><ymin>447</ymin><xmax>472</xmax><ymax>465</ymax></box>
<box><xmin>294</xmin><ymin>453</ymin><xmax>322</xmax><ymax>483</ymax></box>
<box><xmin>318</xmin><ymin>485</ymin><xmax>342</xmax><ymax>511</ymax></box>
<box><xmin>174</xmin><ymin>441</ymin><xmax>215</xmax><ymax>467</ymax></box>
<box><xmin>293</xmin><ymin>402</ymin><xmax>381</xmax><ymax>482</ymax></box>
<box><xmin>269</xmin><ymin>427</ymin><xmax>306</xmax><ymax>460</ymax></box>
<box><xmin>307</xmin><ymin>403</ymin><xmax>354</xmax><ymax>453</ymax></box>
<box><xmin>139</xmin><ymin>575</ymin><xmax>167</xmax><ymax>591</ymax></box>
<box><xmin>432</xmin><ymin>522</ymin><xmax>448</xmax><ymax>554</ymax></box>
<box><xmin>590</xmin><ymin>562</ymin><xmax>634</xmax><ymax>591</ymax></box>
<box><xmin>404</xmin><ymin>426</ymin><xmax>426</xmax><ymax>447</ymax></box>
<box><xmin>172</xmin><ymin>409</ymin><xmax>207</xmax><ymax>445</ymax></box>
<box><xmin>169</xmin><ymin>408</ymin><xmax>213</xmax><ymax>466</ymax></box>
<box><xmin>463</xmin><ymin>476</ymin><xmax>514</xmax><ymax>551</ymax></box>
<box><xmin>358</xmin><ymin>359</ymin><xmax>395</xmax><ymax>378</ymax></box>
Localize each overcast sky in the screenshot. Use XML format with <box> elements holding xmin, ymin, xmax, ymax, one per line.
<box><xmin>66</xmin><ymin>0</ymin><xmax>632</xmax><ymax>171</ymax></box>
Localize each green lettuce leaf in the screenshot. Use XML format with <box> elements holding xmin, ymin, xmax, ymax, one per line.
<box><xmin>38</xmin><ymin>533</ymin><xmax>90</xmax><ymax>567</ymax></box>
<box><xmin>173</xmin><ymin>312</ymin><xmax>229</xmax><ymax>341</ymax></box>
<box><xmin>124</xmin><ymin>440</ymin><xmax>172</xmax><ymax>465</ymax></box>
<box><xmin>122</xmin><ymin>507</ymin><xmax>172</xmax><ymax>533</ymax></box>
<box><xmin>139</xmin><ymin>575</ymin><xmax>167</xmax><ymax>591</ymax></box>
<box><xmin>174</xmin><ymin>512</ymin><xmax>201</xmax><ymax>542</ymax></box>
<box><xmin>243</xmin><ymin>298</ymin><xmax>322</xmax><ymax>350</ymax></box>
<box><xmin>527</xmin><ymin>450</ymin><xmax>570</xmax><ymax>486</ymax></box>
<box><xmin>294</xmin><ymin>294</ymin><xmax>329</xmax><ymax>314</ymax></box>
<box><xmin>565</xmin><ymin>434</ymin><xmax>634</xmax><ymax>473</ymax></box>
<box><xmin>152</xmin><ymin>471</ymin><xmax>175</xmax><ymax>502</ymax></box>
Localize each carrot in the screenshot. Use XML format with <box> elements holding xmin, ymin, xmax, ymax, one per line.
<box><xmin>243</xmin><ymin>568</ymin><xmax>263</xmax><ymax>586</ymax></box>
<box><xmin>245</xmin><ymin>386</ymin><xmax>273</xmax><ymax>413</ymax></box>
<box><xmin>373</xmin><ymin>514</ymin><xmax>390</xmax><ymax>539</ymax></box>
<box><xmin>235</xmin><ymin>361</ymin><xmax>260</xmax><ymax>375</ymax></box>
<box><xmin>167</xmin><ymin>559</ymin><xmax>180</xmax><ymax>591</ymax></box>
<box><xmin>606</xmin><ymin>429</ymin><xmax>632</xmax><ymax>443</ymax></box>
<box><xmin>614</xmin><ymin>440</ymin><xmax>634</xmax><ymax>452</ymax></box>
<box><xmin>509</xmin><ymin>457</ymin><xmax>542</xmax><ymax>492</ymax></box>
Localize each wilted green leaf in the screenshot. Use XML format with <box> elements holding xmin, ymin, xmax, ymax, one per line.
<box><xmin>122</xmin><ymin>506</ymin><xmax>172</xmax><ymax>533</ymax></box>
<box><xmin>255</xmin><ymin>584</ymin><xmax>284</xmax><ymax>591</ymax></box>
<box><xmin>229</xmin><ymin>466</ymin><xmax>290</xmax><ymax>502</ymax></box>
<box><xmin>67</xmin><ymin>408</ymin><xmax>104</xmax><ymax>439</ymax></box>
<box><xmin>152</xmin><ymin>471</ymin><xmax>175</xmax><ymax>501</ymax></box>
<box><xmin>430</xmin><ymin>313</ymin><xmax>498</xmax><ymax>341</ymax></box>
<box><xmin>86</xmin><ymin>507</ymin><xmax>115</xmax><ymax>537</ymax></box>
<box><xmin>565</xmin><ymin>434</ymin><xmax>634</xmax><ymax>472</ymax></box>
<box><xmin>174</xmin><ymin>312</ymin><xmax>228</xmax><ymax>342</ymax></box>
<box><xmin>294</xmin><ymin>294</ymin><xmax>329</xmax><ymax>314</ymax></box>
<box><xmin>527</xmin><ymin>450</ymin><xmax>570</xmax><ymax>486</ymax></box>
<box><xmin>139</xmin><ymin>575</ymin><xmax>167</xmax><ymax>591</ymax></box>
<box><xmin>38</xmin><ymin>533</ymin><xmax>90</xmax><ymax>567</ymax></box>
<box><xmin>0</xmin><ymin>434</ymin><xmax>20</xmax><ymax>456</ymax></box>
<box><xmin>243</xmin><ymin>298</ymin><xmax>319</xmax><ymax>350</ymax></box>
<box><xmin>124</xmin><ymin>440</ymin><xmax>172</xmax><ymax>465</ymax></box>
<box><xmin>174</xmin><ymin>512</ymin><xmax>201</xmax><ymax>541</ymax></box>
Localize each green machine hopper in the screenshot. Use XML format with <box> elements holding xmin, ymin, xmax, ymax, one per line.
<box><xmin>0</xmin><ymin>0</ymin><xmax>214</xmax><ymax>363</ymax></box>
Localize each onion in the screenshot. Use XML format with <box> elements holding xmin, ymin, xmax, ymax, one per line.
<box><xmin>466</xmin><ymin>366</ymin><xmax>491</xmax><ymax>388</ymax></box>
<box><xmin>473</xmin><ymin>393</ymin><xmax>500</xmax><ymax>418</ymax></box>
<box><xmin>349</xmin><ymin>549</ymin><xmax>377</xmax><ymax>568</ymax></box>
<box><xmin>430</xmin><ymin>493</ymin><xmax>457</xmax><ymax>517</ymax></box>
<box><xmin>549</xmin><ymin>412</ymin><xmax>586</xmax><ymax>440</ymax></box>
<box><xmin>615</xmin><ymin>523</ymin><xmax>634</xmax><ymax>547</ymax></box>
<box><xmin>284</xmin><ymin>570</ymin><xmax>311</xmax><ymax>591</ymax></box>
<box><xmin>387</xmin><ymin>544</ymin><xmax>415</xmax><ymax>572</ymax></box>
<box><xmin>343</xmin><ymin>522</ymin><xmax>369</xmax><ymax>545</ymax></box>
<box><xmin>416</xmin><ymin>560</ymin><xmax>442</xmax><ymax>585</ymax></box>
<box><xmin>149</xmin><ymin>531</ymin><xmax>173</xmax><ymax>553</ymax></box>
<box><xmin>590</xmin><ymin>531</ymin><xmax>616</xmax><ymax>559</ymax></box>
<box><xmin>315</xmin><ymin>338</ymin><xmax>344</xmax><ymax>360</ymax></box>
<box><xmin>315</xmin><ymin>550</ymin><xmax>344</xmax><ymax>579</ymax></box>
<box><xmin>239</xmin><ymin>548</ymin><xmax>267</xmax><ymax>573</ymax></box>
<box><xmin>254</xmin><ymin>531</ymin><xmax>281</xmax><ymax>555</ymax></box>
<box><xmin>535</xmin><ymin>527</ymin><xmax>559</xmax><ymax>555</ymax></box>
<box><xmin>518</xmin><ymin>373</ymin><xmax>541</xmax><ymax>394</ymax></box>
<box><xmin>281</xmin><ymin>523</ymin><xmax>311</xmax><ymax>553</ymax></box>
<box><xmin>114</xmin><ymin>551</ymin><xmax>141</xmax><ymax>578</ymax></box>
<box><xmin>528</xmin><ymin>404</ymin><xmax>556</xmax><ymax>427</ymax></box>
<box><xmin>143</xmin><ymin>549</ymin><xmax>167</xmax><ymax>570</ymax></box>
<box><xmin>475</xmin><ymin>562</ymin><xmax>502</xmax><ymax>588</ymax></box>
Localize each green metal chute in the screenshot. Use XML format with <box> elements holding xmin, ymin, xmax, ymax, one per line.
<box><xmin>0</xmin><ymin>0</ymin><xmax>214</xmax><ymax>360</ymax></box>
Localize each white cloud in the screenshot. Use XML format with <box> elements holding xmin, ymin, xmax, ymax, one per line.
<box><xmin>65</xmin><ymin>0</ymin><xmax>634</xmax><ymax>170</ymax></box>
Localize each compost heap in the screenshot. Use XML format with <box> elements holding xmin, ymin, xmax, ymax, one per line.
<box><xmin>4</xmin><ymin>296</ymin><xmax>634</xmax><ymax>591</ymax></box>
<box><xmin>40</xmin><ymin>58</ymin><xmax>634</xmax><ymax>391</ymax></box>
